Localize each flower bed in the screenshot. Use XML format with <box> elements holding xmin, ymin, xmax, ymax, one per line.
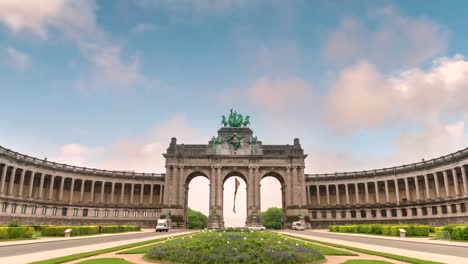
<box><xmin>145</xmin><ymin>232</ymin><xmax>326</xmax><ymax>264</ymax></box>
<box><xmin>329</xmin><ymin>224</ymin><xmax>430</xmax><ymax>237</ymax></box>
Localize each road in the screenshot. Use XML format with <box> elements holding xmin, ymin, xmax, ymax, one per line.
<box><xmin>0</xmin><ymin>230</ymin><xmax>186</xmax><ymax>258</ymax></box>
<box><xmin>287</xmin><ymin>230</ymin><xmax>468</xmax><ymax>258</ymax></box>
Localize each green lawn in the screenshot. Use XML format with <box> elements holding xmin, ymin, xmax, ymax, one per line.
<box><xmin>341</xmin><ymin>260</ymin><xmax>393</xmax><ymax>264</ymax></box>
<box><xmin>76</xmin><ymin>258</ymin><xmax>133</xmax><ymax>264</ymax></box>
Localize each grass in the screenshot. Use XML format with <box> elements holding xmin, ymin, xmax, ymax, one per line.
<box><xmin>341</xmin><ymin>260</ymin><xmax>393</xmax><ymax>264</ymax></box>
<box><xmin>29</xmin><ymin>232</ymin><xmax>195</xmax><ymax>264</ymax></box>
<box><xmin>0</xmin><ymin>237</ymin><xmax>36</xmax><ymax>242</ymax></box>
<box><xmin>281</xmin><ymin>233</ymin><xmax>443</xmax><ymax>264</ymax></box>
<box><xmin>76</xmin><ymin>258</ymin><xmax>133</xmax><ymax>264</ymax></box>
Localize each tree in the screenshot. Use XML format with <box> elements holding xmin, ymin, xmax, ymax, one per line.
<box><xmin>261</xmin><ymin>207</ymin><xmax>282</xmax><ymax>229</ymax></box>
<box><xmin>188</xmin><ymin>208</ymin><xmax>208</xmax><ymax>229</ymax></box>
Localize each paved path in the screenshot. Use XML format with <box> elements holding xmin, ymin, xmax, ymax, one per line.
<box><xmin>0</xmin><ymin>229</ymin><xmax>194</xmax><ymax>264</ymax></box>
<box><xmin>281</xmin><ymin>230</ymin><xmax>468</xmax><ymax>264</ymax></box>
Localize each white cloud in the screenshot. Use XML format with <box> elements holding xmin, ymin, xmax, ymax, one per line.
<box><xmin>6</xmin><ymin>47</ymin><xmax>30</xmax><ymax>69</ymax></box>
<box><xmin>134</xmin><ymin>0</ymin><xmax>248</xmax><ymax>14</ymax></box>
<box><xmin>0</xmin><ymin>0</ymin><xmax>148</xmax><ymax>91</ymax></box>
<box><xmin>131</xmin><ymin>23</ymin><xmax>159</xmax><ymax>33</ymax></box>
<box><xmin>324</xmin><ymin>7</ymin><xmax>448</xmax><ymax>68</ymax></box>
<box><xmin>324</xmin><ymin>54</ymin><xmax>468</xmax><ymax>131</ymax></box>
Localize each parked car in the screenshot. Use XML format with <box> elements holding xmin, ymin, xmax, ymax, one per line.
<box><xmin>248</xmin><ymin>225</ymin><xmax>266</xmax><ymax>231</ymax></box>
<box><xmin>291</xmin><ymin>221</ymin><xmax>305</xmax><ymax>231</ymax></box>
<box><xmin>155</xmin><ymin>219</ymin><xmax>170</xmax><ymax>232</ymax></box>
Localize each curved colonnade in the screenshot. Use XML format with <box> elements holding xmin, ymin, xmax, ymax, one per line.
<box><xmin>0</xmin><ymin>146</ymin><xmax>165</xmax><ymax>226</ymax></box>
<box><xmin>305</xmin><ymin>148</ymin><xmax>468</xmax><ymax>227</ymax></box>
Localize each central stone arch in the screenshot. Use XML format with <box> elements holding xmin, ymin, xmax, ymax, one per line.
<box><xmin>161</xmin><ymin>110</ymin><xmax>307</xmax><ymax>228</ymax></box>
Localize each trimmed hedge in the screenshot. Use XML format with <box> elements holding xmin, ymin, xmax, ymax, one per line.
<box><xmin>41</xmin><ymin>225</ymin><xmax>140</xmax><ymax>237</ymax></box>
<box><xmin>329</xmin><ymin>224</ymin><xmax>429</xmax><ymax>237</ymax></box>
<box><xmin>436</xmin><ymin>224</ymin><xmax>468</xmax><ymax>241</ymax></box>
<box><xmin>0</xmin><ymin>226</ymin><xmax>34</xmax><ymax>239</ymax></box>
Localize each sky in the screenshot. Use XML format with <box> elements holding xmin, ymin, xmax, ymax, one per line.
<box><xmin>1</xmin><ymin>0</ymin><xmax>468</xmax><ymax>226</ymax></box>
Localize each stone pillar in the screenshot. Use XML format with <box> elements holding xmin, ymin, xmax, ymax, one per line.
<box><xmin>217</xmin><ymin>167</ymin><xmax>223</xmax><ymax>218</ymax></box>
<box><xmin>110</xmin><ymin>182</ymin><xmax>115</xmax><ymax>203</ymax></box>
<box><xmin>335</xmin><ymin>184</ymin><xmax>340</xmax><ymax>205</ymax></box>
<box><xmin>59</xmin><ymin>177</ymin><xmax>65</xmax><ymax>200</ymax></box>
<box><xmin>461</xmin><ymin>166</ymin><xmax>468</xmax><ymax>196</ymax></box>
<box><xmin>354</xmin><ymin>183</ymin><xmax>359</xmax><ymax>204</ymax></box>
<box><xmin>364</xmin><ymin>182</ymin><xmax>369</xmax><ymax>204</ymax></box>
<box><xmin>345</xmin><ymin>184</ymin><xmax>350</xmax><ymax>204</ymax></box>
<box><xmin>100</xmin><ymin>181</ymin><xmax>105</xmax><ymax>203</ymax></box>
<box><xmin>130</xmin><ymin>184</ymin><xmax>134</xmax><ymax>204</ymax></box>
<box><xmin>210</xmin><ymin>166</ymin><xmax>216</xmax><ymax>210</ymax></box>
<box><xmin>120</xmin><ymin>183</ymin><xmax>125</xmax><ymax>203</ymax></box>
<box><xmin>404</xmin><ymin>177</ymin><xmax>410</xmax><ymax>201</ymax></box>
<box><xmin>7</xmin><ymin>167</ymin><xmax>17</xmax><ymax>196</ymax></box>
<box><xmin>374</xmin><ymin>181</ymin><xmax>380</xmax><ymax>203</ymax></box>
<box><xmin>326</xmin><ymin>184</ymin><xmax>330</xmax><ymax>205</ymax></box>
<box><xmin>18</xmin><ymin>169</ymin><xmax>26</xmax><ymax>197</ymax></box>
<box><xmin>316</xmin><ymin>185</ymin><xmax>321</xmax><ymax>205</ymax></box>
<box><xmin>80</xmin><ymin>180</ymin><xmax>85</xmax><ymax>202</ymax></box>
<box><xmin>38</xmin><ymin>173</ymin><xmax>45</xmax><ymax>199</ymax></box>
<box><xmin>443</xmin><ymin>170</ymin><xmax>450</xmax><ymax>197</ymax></box>
<box><xmin>255</xmin><ymin>167</ymin><xmax>261</xmax><ymax>213</ymax></box>
<box><xmin>0</xmin><ymin>164</ymin><xmax>7</xmax><ymax>194</ymax></box>
<box><xmin>394</xmin><ymin>179</ymin><xmax>400</xmax><ymax>204</ymax></box>
<box><xmin>90</xmin><ymin>180</ymin><xmax>95</xmax><ymax>203</ymax></box>
<box><xmin>287</xmin><ymin>167</ymin><xmax>293</xmax><ymax>205</ymax></box>
<box><xmin>69</xmin><ymin>178</ymin><xmax>75</xmax><ymax>202</ymax></box>
<box><xmin>306</xmin><ymin>185</ymin><xmax>311</xmax><ymax>205</ymax></box>
<box><xmin>384</xmin><ymin>180</ymin><xmax>389</xmax><ymax>203</ymax></box>
<box><xmin>163</xmin><ymin>165</ymin><xmax>171</xmax><ymax>205</ymax></box>
<box><xmin>48</xmin><ymin>175</ymin><xmax>55</xmax><ymax>200</ymax></box>
<box><xmin>140</xmin><ymin>184</ymin><xmax>144</xmax><ymax>204</ymax></box>
<box><xmin>424</xmin><ymin>174</ymin><xmax>430</xmax><ymax>199</ymax></box>
<box><xmin>159</xmin><ymin>185</ymin><xmax>164</xmax><ymax>205</ymax></box>
<box><xmin>415</xmin><ymin>176</ymin><xmax>420</xmax><ymax>201</ymax></box>
<box><xmin>149</xmin><ymin>184</ymin><xmax>153</xmax><ymax>205</ymax></box>
<box><xmin>434</xmin><ymin>173</ymin><xmax>440</xmax><ymax>198</ymax></box>
<box><xmin>178</xmin><ymin>166</ymin><xmax>185</xmax><ymax>206</ymax></box>
<box><xmin>452</xmin><ymin>168</ymin><xmax>460</xmax><ymax>197</ymax></box>
<box><xmin>298</xmin><ymin>166</ymin><xmax>307</xmax><ymax>206</ymax></box>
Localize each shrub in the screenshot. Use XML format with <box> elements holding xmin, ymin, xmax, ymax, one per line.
<box><xmin>0</xmin><ymin>227</ymin><xmax>8</xmax><ymax>239</ymax></box>
<box><xmin>0</xmin><ymin>227</ymin><xmax>34</xmax><ymax>239</ymax></box>
<box><xmin>438</xmin><ymin>224</ymin><xmax>468</xmax><ymax>241</ymax></box>
<box><xmin>332</xmin><ymin>224</ymin><xmax>429</xmax><ymax>237</ymax></box>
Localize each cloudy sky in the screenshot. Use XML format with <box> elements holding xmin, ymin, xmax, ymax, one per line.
<box><xmin>1</xmin><ymin>0</ymin><xmax>468</xmax><ymax>226</ymax></box>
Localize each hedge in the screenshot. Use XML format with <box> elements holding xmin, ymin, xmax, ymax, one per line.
<box><xmin>436</xmin><ymin>224</ymin><xmax>468</xmax><ymax>241</ymax></box>
<box><xmin>0</xmin><ymin>227</ymin><xmax>34</xmax><ymax>239</ymax></box>
<box><xmin>329</xmin><ymin>224</ymin><xmax>429</xmax><ymax>237</ymax></box>
<box><xmin>41</xmin><ymin>225</ymin><xmax>141</xmax><ymax>237</ymax></box>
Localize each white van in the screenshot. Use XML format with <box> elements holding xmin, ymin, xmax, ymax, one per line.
<box><xmin>155</xmin><ymin>219</ymin><xmax>170</xmax><ymax>232</ymax></box>
<box><xmin>292</xmin><ymin>221</ymin><xmax>305</xmax><ymax>231</ymax></box>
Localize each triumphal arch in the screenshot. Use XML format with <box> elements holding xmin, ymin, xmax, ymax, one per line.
<box><xmin>163</xmin><ymin>110</ymin><xmax>307</xmax><ymax>228</ymax></box>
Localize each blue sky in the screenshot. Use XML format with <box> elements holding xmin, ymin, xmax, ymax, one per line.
<box><xmin>1</xmin><ymin>1</ymin><xmax>468</xmax><ymax>225</ymax></box>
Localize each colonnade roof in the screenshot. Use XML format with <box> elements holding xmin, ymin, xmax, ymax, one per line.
<box><xmin>0</xmin><ymin>145</ymin><xmax>164</xmax><ymax>179</ymax></box>
<box><xmin>306</xmin><ymin>147</ymin><xmax>468</xmax><ymax>180</ymax></box>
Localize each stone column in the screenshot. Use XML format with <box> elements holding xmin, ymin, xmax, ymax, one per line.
<box><xmin>210</xmin><ymin>166</ymin><xmax>216</xmax><ymax>210</ymax></box>
<box><xmin>354</xmin><ymin>183</ymin><xmax>359</xmax><ymax>205</ymax></box>
<box><xmin>18</xmin><ymin>169</ymin><xmax>26</xmax><ymax>197</ymax></box>
<box><xmin>384</xmin><ymin>180</ymin><xmax>389</xmax><ymax>203</ymax></box>
<box><xmin>163</xmin><ymin>165</ymin><xmax>171</xmax><ymax>205</ymax></box>
<box><xmin>0</xmin><ymin>165</ymin><xmax>7</xmax><ymax>194</ymax></box>
<box><xmin>461</xmin><ymin>166</ymin><xmax>468</xmax><ymax>196</ymax></box>
<box><xmin>443</xmin><ymin>170</ymin><xmax>450</xmax><ymax>197</ymax></box>
<box><xmin>364</xmin><ymin>182</ymin><xmax>369</xmax><ymax>204</ymax></box>
<box><xmin>452</xmin><ymin>168</ymin><xmax>460</xmax><ymax>197</ymax></box>
<box><xmin>178</xmin><ymin>166</ymin><xmax>185</xmax><ymax>206</ymax></box>
<box><xmin>38</xmin><ymin>173</ymin><xmax>45</xmax><ymax>199</ymax></box>
<box><xmin>7</xmin><ymin>167</ymin><xmax>17</xmax><ymax>196</ymax></box>
<box><xmin>58</xmin><ymin>177</ymin><xmax>65</xmax><ymax>200</ymax></box>
<box><xmin>140</xmin><ymin>184</ymin><xmax>144</xmax><ymax>204</ymax></box>
<box><xmin>100</xmin><ymin>181</ymin><xmax>105</xmax><ymax>203</ymax></box>
<box><xmin>90</xmin><ymin>180</ymin><xmax>95</xmax><ymax>203</ymax></box>
<box><xmin>110</xmin><ymin>182</ymin><xmax>115</xmax><ymax>203</ymax></box>
<box><xmin>298</xmin><ymin>166</ymin><xmax>307</xmax><ymax>206</ymax></box>
<box><xmin>149</xmin><ymin>184</ymin><xmax>153</xmax><ymax>205</ymax></box>
<box><xmin>120</xmin><ymin>183</ymin><xmax>125</xmax><ymax>203</ymax></box>
<box><xmin>216</xmin><ymin>167</ymin><xmax>223</xmax><ymax>216</ymax></box>
<box><xmin>404</xmin><ymin>177</ymin><xmax>410</xmax><ymax>201</ymax></box>
<box><xmin>159</xmin><ymin>185</ymin><xmax>164</xmax><ymax>205</ymax></box>
<box><xmin>255</xmin><ymin>167</ymin><xmax>261</xmax><ymax>212</ymax></box>
<box><xmin>424</xmin><ymin>174</ymin><xmax>430</xmax><ymax>199</ymax></box>
<box><xmin>316</xmin><ymin>185</ymin><xmax>321</xmax><ymax>205</ymax></box>
<box><xmin>434</xmin><ymin>173</ymin><xmax>440</xmax><ymax>198</ymax></box>
<box><xmin>287</xmin><ymin>167</ymin><xmax>293</xmax><ymax>205</ymax></box>
<box><xmin>130</xmin><ymin>184</ymin><xmax>134</xmax><ymax>204</ymax></box>
<box><xmin>415</xmin><ymin>176</ymin><xmax>420</xmax><ymax>201</ymax></box>
<box><xmin>375</xmin><ymin>181</ymin><xmax>380</xmax><ymax>203</ymax></box>
<box><xmin>335</xmin><ymin>184</ymin><xmax>340</xmax><ymax>205</ymax></box>
<box><xmin>48</xmin><ymin>175</ymin><xmax>55</xmax><ymax>200</ymax></box>
<box><xmin>394</xmin><ymin>179</ymin><xmax>400</xmax><ymax>204</ymax></box>
<box><xmin>326</xmin><ymin>184</ymin><xmax>330</xmax><ymax>205</ymax></box>
<box><xmin>306</xmin><ymin>185</ymin><xmax>311</xmax><ymax>205</ymax></box>
<box><xmin>69</xmin><ymin>178</ymin><xmax>75</xmax><ymax>202</ymax></box>
<box><xmin>345</xmin><ymin>184</ymin><xmax>350</xmax><ymax>204</ymax></box>
<box><xmin>80</xmin><ymin>180</ymin><xmax>85</xmax><ymax>202</ymax></box>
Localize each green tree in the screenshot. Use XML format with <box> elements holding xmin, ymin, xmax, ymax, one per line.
<box><xmin>188</xmin><ymin>208</ymin><xmax>208</xmax><ymax>229</ymax></box>
<box><xmin>261</xmin><ymin>207</ymin><xmax>282</xmax><ymax>229</ymax></box>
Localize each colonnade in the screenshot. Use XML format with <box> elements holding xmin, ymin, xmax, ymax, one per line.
<box><xmin>307</xmin><ymin>166</ymin><xmax>468</xmax><ymax>206</ymax></box>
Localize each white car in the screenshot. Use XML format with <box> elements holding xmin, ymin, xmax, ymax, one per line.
<box><xmin>291</xmin><ymin>221</ymin><xmax>304</xmax><ymax>231</ymax></box>
<box><xmin>248</xmin><ymin>225</ymin><xmax>266</xmax><ymax>231</ymax></box>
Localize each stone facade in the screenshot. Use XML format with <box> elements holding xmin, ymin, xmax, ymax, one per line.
<box><xmin>0</xmin><ymin>125</ymin><xmax>467</xmax><ymax>228</ymax></box>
